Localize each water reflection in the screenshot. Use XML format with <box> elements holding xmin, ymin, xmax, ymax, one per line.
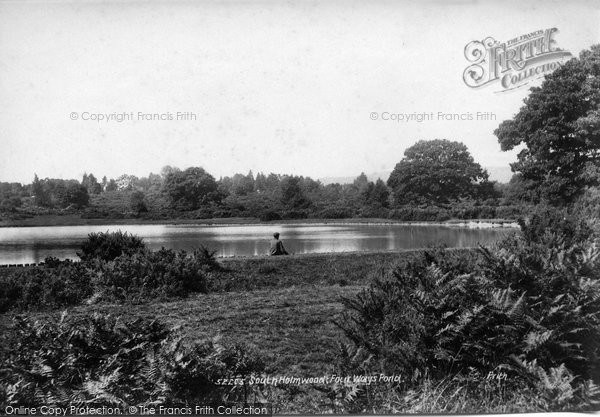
<box><xmin>0</xmin><ymin>223</ymin><xmax>517</xmax><ymax>265</ymax></box>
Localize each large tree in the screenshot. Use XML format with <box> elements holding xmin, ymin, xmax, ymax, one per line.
<box><xmin>31</xmin><ymin>176</ymin><xmax>89</xmax><ymax>208</ymax></box>
<box><xmin>494</xmin><ymin>45</ymin><xmax>600</xmax><ymax>205</ymax></box>
<box><xmin>82</xmin><ymin>173</ymin><xmax>102</xmax><ymax>195</ymax></box>
<box><xmin>130</xmin><ymin>190</ymin><xmax>148</xmax><ymax>214</ymax></box>
<box><xmin>162</xmin><ymin>167</ymin><xmax>220</xmax><ymax>210</ymax></box>
<box><xmin>387</xmin><ymin>139</ymin><xmax>490</xmax><ymax>205</ymax></box>
<box><xmin>365</xmin><ymin>179</ymin><xmax>390</xmax><ymax>208</ymax></box>
<box><xmin>278</xmin><ymin>175</ymin><xmax>310</xmax><ymax>209</ymax></box>
<box><xmin>32</xmin><ymin>174</ymin><xmax>50</xmax><ymax>206</ymax></box>
<box><xmin>230</xmin><ymin>171</ymin><xmax>255</xmax><ymax>196</ymax></box>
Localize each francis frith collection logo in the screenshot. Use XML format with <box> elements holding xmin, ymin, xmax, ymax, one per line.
<box><xmin>463</xmin><ymin>28</ymin><xmax>572</xmax><ymax>92</ymax></box>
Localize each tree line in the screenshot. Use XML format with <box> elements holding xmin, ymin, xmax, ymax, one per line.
<box><xmin>0</xmin><ymin>139</ymin><xmax>508</xmax><ymax>222</ymax></box>
<box><xmin>2</xmin><ymin>45</ymin><xmax>599</xmax><ymax>220</ymax></box>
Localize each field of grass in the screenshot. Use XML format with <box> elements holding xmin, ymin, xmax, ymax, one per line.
<box><xmin>0</xmin><ymin>251</ymin><xmax>416</xmax><ymax>374</ymax></box>
<box><xmin>0</xmin><ymin>251</ymin><xmax>412</xmax><ymax>412</ymax></box>
<box><xmin>1</xmin><ymin>282</ymin><xmax>529</xmax><ymax>413</ymax></box>
<box><xmin>21</xmin><ymin>284</ymin><xmax>358</xmax><ymax>377</ymax></box>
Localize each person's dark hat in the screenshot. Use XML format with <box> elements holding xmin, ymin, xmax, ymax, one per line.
<box><xmin>273</xmin><ymin>232</ymin><xmax>280</xmax><ymax>238</ymax></box>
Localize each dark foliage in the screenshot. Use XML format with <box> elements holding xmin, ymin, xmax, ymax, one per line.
<box><xmin>387</xmin><ymin>139</ymin><xmax>494</xmax><ymax>205</ymax></box>
<box><xmin>388</xmin><ymin>204</ymin><xmax>525</xmax><ymax>221</ymax></box>
<box><xmin>495</xmin><ymin>45</ymin><xmax>600</xmax><ymax>205</ymax></box>
<box><xmin>31</xmin><ymin>175</ymin><xmax>89</xmax><ymax>209</ymax></box>
<box><xmin>0</xmin><ymin>313</ymin><xmax>264</xmax><ymax>407</ymax></box>
<box><xmin>93</xmin><ymin>248</ymin><xmax>212</xmax><ymax>301</ymax></box>
<box><xmin>259</xmin><ymin>210</ymin><xmax>282</xmax><ymax>221</ymax></box>
<box><xmin>130</xmin><ymin>190</ymin><xmax>148</xmax><ymax>214</ymax></box>
<box><xmin>162</xmin><ymin>167</ymin><xmax>222</xmax><ymax>210</ymax></box>
<box><xmin>0</xmin><ymin>260</ymin><xmax>93</xmax><ymax>313</ymax></box>
<box><xmin>77</xmin><ymin>230</ymin><xmax>146</xmax><ymax>262</ymax></box>
<box><xmin>0</xmin><ymin>196</ymin><xmax>22</xmax><ymax>212</ymax></box>
<box><xmin>389</xmin><ymin>206</ymin><xmax>452</xmax><ymax>222</ymax></box>
<box><xmin>10</xmin><ymin>160</ymin><xmax>521</xmax><ymax>223</ymax></box>
<box><xmin>317</xmin><ymin>207</ymin><xmax>354</xmax><ymax>219</ymax></box>
<box><xmin>0</xmin><ymin>233</ymin><xmax>221</xmax><ymax>311</ymax></box>
<box><xmin>336</xmin><ymin>208</ymin><xmax>600</xmax><ymax>410</ymax></box>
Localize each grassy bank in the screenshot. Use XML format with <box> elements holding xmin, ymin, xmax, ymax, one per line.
<box><xmin>0</xmin><ymin>214</ymin><xmax>518</xmax><ymax>228</ymax></box>
<box><xmin>0</xmin><ymin>251</ymin><xmax>408</xmax><ymax>410</ymax></box>
<box><xmin>0</xmin><ymin>214</ymin><xmax>259</xmax><ymax>228</ymax></box>
<box><xmin>0</xmin><ymin>279</ymin><xmax>539</xmax><ymax>413</ymax></box>
<box><xmin>0</xmin><ymin>250</ymin><xmax>451</xmax><ymax>375</ymax></box>
<box><xmin>3</xmin><ymin>284</ymin><xmax>358</xmax><ymax>377</ymax></box>
<box><xmin>0</xmin><ymin>251</ymin><xmax>425</xmax><ymax>307</ymax></box>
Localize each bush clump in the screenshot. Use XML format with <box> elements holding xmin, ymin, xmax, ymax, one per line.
<box><xmin>0</xmin><ymin>234</ymin><xmax>222</xmax><ymax>311</ymax></box>
<box><xmin>388</xmin><ymin>206</ymin><xmax>451</xmax><ymax>222</ymax></box>
<box><xmin>94</xmin><ymin>247</ymin><xmax>215</xmax><ymax>301</ymax></box>
<box><xmin>77</xmin><ymin>230</ymin><xmax>146</xmax><ymax>262</ymax></box>
<box><xmin>336</xmin><ymin>207</ymin><xmax>600</xmax><ymax>411</ymax></box>
<box><xmin>258</xmin><ymin>210</ymin><xmax>282</xmax><ymax>221</ymax></box>
<box><xmin>0</xmin><ymin>260</ymin><xmax>93</xmax><ymax>313</ymax></box>
<box><xmin>317</xmin><ymin>207</ymin><xmax>355</xmax><ymax>219</ymax></box>
<box><xmin>0</xmin><ymin>312</ymin><xmax>264</xmax><ymax>407</ymax></box>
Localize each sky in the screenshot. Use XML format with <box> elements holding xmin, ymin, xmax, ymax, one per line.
<box><xmin>0</xmin><ymin>0</ymin><xmax>598</xmax><ymax>184</ymax></box>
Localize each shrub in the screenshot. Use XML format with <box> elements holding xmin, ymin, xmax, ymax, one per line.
<box><xmin>259</xmin><ymin>210</ymin><xmax>282</xmax><ymax>221</ymax></box>
<box><xmin>94</xmin><ymin>247</ymin><xmax>214</xmax><ymax>301</ymax></box>
<box><xmin>495</xmin><ymin>205</ymin><xmax>527</xmax><ymax>220</ymax></box>
<box><xmin>213</xmin><ymin>208</ymin><xmax>234</xmax><ymax>218</ymax></box>
<box><xmin>77</xmin><ymin>230</ymin><xmax>146</xmax><ymax>262</ymax></box>
<box><xmin>42</xmin><ymin>256</ymin><xmax>64</xmax><ymax>268</ymax></box>
<box><xmin>0</xmin><ymin>261</ymin><xmax>94</xmax><ymax>312</ymax></box>
<box><xmin>317</xmin><ymin>207</ymin><xmax>355</xmax><ymax>219</ymax></box>
<box><xmin>281</xmin><ymin>210</ymin><xmax>308</xmax><ymax>220</ymax></box>
<box><xmin>388</xmin><ymin>204</ymin><xmax>526</xmax><ymax>222</ymax></box>
<box><xmin>0</xmin><ymin>197</ymin><xmax>21</xmax><ymax>212</ymax></box>
<box><xmin>0</xmin><ymin>278</ymin><xmax>22</xmax><ymax>313</ymax></box>
<box><xmin>448</xmin><ymin>205</ymin><xmax>497</xmax><ymax>219</ymax></box>
<box><xmin>336</xmin><ymin>208</ymin><xmax>600</xmax><ymax>411</ymax></box>
<box><xmin>517</xmin><ymin>205</ymin><xmax>593</xmax><ymax>247</ymax></box>
<box><xmin>388</xmin><ymin>206</ymin><xmax>451</xmax><ymax>221</ymax></box>
<box><xmin>130</xmin><ymin>190</ymin><xmax>148</xmax><ymax>214</ymax></box>
<box><xmin>336</xmin><ymin>248</ymin><xmax>482</xmax><ymax>377</ymax></box>
<box><xmin>191</xmin><ymin>246</ymin><xmax>222</xmax><ymax>271</ymax></box>
<box><xmin>357</xmin><ymin>206</ymin><xmax>390</xmax><ymax>219</ymax></box>
<box><xmin>0</xmin><ymin>239</ymin><xmax>221</xmax><ymax>311</ymax></box>
<box><xmin>0</xmin><ymin>313</ymin><xmax>264</xmax><ymax>407</ymax></box>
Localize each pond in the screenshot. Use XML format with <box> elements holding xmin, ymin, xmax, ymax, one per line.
<box><xmin>0</xmin><ymin>223</ymin><xmax>518</xmax><ymax>265</ymax></box>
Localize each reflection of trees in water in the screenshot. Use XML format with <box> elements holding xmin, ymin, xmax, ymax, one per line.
<box><xmin>169</xmin><ymin>226</ymin><xmax>507</xmax><ymax>256</ymax></box>
<box><xmin>387</xmin><ymin>227</ymin><xmax>507</xmax><ymax>250</ymax></box>
<box><xmin>387</xmin><ymin>230</ymin><xmax>395</xmax><ymax>250</ymax></box>
<box><xmin>31</xmin><ymin>243</ymin><xmax>44</xmax><ymax>264</ymax></box>
<box><xmin>30</xmin><ymin>242</ymin><xmax>79</xmax><ymax>264</ymax></box>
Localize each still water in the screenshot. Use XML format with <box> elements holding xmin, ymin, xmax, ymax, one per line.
<box><xmin>0</xmin><ymin>223</ymin><xmax>517</xmax><ymax>265</ymax></box>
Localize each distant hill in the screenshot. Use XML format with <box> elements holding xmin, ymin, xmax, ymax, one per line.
<box><xmin>319</xmin><ymin>166</ymin><xmax>513</xmax><ymax>185</ymax></box>
<box><xmin>319</xmin><ymin>171</ymin><xmax>390</xmax><ymax>185</ymax></box>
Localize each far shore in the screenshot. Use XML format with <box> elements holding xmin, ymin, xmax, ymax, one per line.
<box><xmin>0</xmin><ymin>214</ymin><xmax>519</xmax><ymax>229</ymax></box>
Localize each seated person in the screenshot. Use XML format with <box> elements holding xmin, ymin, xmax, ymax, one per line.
<box><xmin>269</xmin><ymin>232</ymin><xmax>289</xmax><ymax>256</ymax></box>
